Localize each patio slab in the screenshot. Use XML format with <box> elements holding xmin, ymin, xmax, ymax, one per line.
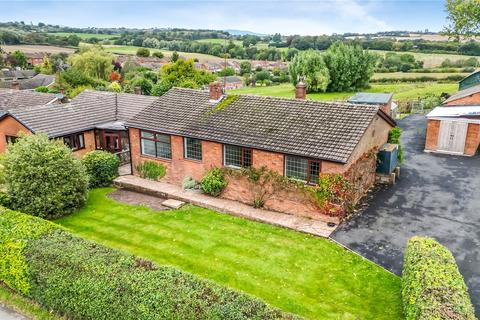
<box><xmin>114</xmin><ymin>175</ymin><xmax>337</xmax><ymax>238</ymax></box>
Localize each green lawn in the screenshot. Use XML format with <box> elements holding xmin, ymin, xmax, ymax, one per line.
<box><xmin>0</xmin><ymin>283</ymin><xmax>60</xmax><ymax>320</ymax></box>
<box><xmin>233</xmin><ymin>82</ymin><xmax>458</xmax><ymax>102</ymax></box>
<box><xmin>56</xmin><ymin>188</ymin><xmax>403</xmax><ymax>320</ymax></box>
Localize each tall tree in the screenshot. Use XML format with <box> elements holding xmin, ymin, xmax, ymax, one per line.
<box><xmin>323</xmin><ymin>42</ymin><xmax>376</xmax><ymax>92</ymax></box>
<box><xmin>68</xmin><ymin>45</ymin><xmax>113</xmax><ymax>80</ymax></box>
<box><xmin>444</xmin><ymin>0</ymin><xmax>480</xmax><ymax>39</ymax></box>
<box><xmin>288</xmin><ymin>50</ymin><xmax>329</xmax><ymax>93</ymax></box>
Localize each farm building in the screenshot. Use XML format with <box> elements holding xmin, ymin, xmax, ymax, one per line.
<box><xmin>425</xmin><ymin>105</ymin><xmax>480</xmax><ymax>156</ymax></box>
<box><xmin>347</xmin><ymin>92</ymin><xmax>396</xmax><ymax>117</ymax></box>
<box><xmin>459</xmin><ymin>70</ymin><xmax>480</xmax><ymax>91</ymax></box>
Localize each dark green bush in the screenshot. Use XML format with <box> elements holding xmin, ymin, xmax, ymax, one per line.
<box><xmin>82</xmin><ymin>150</ymin><xmax>120</xmax><ymax>188</ymax></box>
<box><xmin>0</xmin><ymin>209</ymin><xmax>296</xmax><ymax>320</ymax></box>
<box><xmin>402</xmin><ymin>236</ymin><xmax>476</xmax><ymax>320</ymax></box>
<box><xmin>3</xmin><ymin>134</ymin><xmax>88</xmax><ymax>219</ymax></box>
<box><xmin>136</xmin><ymin>161</ymin><xmax>166</xmax><ymax>181</ymax></box>
<box><xmin>200</xmin><ymin>168</ymin><xmax>227</xmax><ymax>197</ymax></box>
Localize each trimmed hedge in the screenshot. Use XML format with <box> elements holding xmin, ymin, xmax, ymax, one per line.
<box><xmin>0</xmin><ymin>207</ymin><xmax>297</xmax><ymax>320</ymax></box>
<box><xmin>402</xmin><ymin>236</ymin><xmax>476</xmax><ymax>320</ymax></box>
<box><xmin>82</xmin><ymin>150</ymin><xmax>120</xmax><ymax>188</ymax></box>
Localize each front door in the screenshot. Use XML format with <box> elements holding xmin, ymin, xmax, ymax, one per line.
<box><xmin>103</xmin><ymin>132</ymin><xmax>121</xmax><ymax>153</ymax></box>
<box><xmin>437</xmin><ymin>120</ymin><xmax>468</xmax><ymax>154</ymax></box>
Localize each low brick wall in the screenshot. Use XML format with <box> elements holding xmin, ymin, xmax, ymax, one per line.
<box><xmin>221</xmin><ymin>174</ymin><xmax>340</xmax><ymax>223</ymax></box>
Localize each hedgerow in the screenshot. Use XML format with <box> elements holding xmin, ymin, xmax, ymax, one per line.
<box><xmin>0</xmin><ymin>208</ymin><xmax>297</xmax><ymax>320</ymax></box>
<box><xmin>0</xmin><ymin>208</ymin><xmax>56</xmax><ymax>295</ymax></box>
<box><xmin>402</xmin><ymin>236</ymin><xmax>476</xmax><ymax>320</ymax></box>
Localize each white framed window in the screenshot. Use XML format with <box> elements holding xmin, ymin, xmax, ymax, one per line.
<box><xmin>184</xmin><ymin>137</ymin><xmax>202</xmax><ymax>160</ymax></box>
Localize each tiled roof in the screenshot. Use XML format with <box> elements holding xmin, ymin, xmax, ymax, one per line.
<box><xmin>0</xmin><ymin>90</ymin><xmax>57</xmax><ymax>110</ymax></box>
<box><xmin>444</xmin><ymin>84</ymin><xmax>480</xmax><ymax>104</ymax></box>
<box><xmin>9</xmin><ymin>90</ymin><xmax>158</xmax><ymax>137</ymax></box>
<box><xmin>127</xmin><ymin>88</ymin><xmax>394</xmax><ymax>163</ymax></box>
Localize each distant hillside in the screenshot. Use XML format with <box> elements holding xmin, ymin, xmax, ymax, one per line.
<box><xmin>224</xmin><ymin>29</ymin><xmax>266</xmax><ymax>36</ymax></box>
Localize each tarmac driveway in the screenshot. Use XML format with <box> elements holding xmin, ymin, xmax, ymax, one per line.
<box><xmin>332</xmin><ymin>114</ymin><xmax>480</xmax><ymax>313</ymax></box>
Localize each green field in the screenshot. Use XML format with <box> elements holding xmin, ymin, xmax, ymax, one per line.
<box><xmin>48</xmin><ymin>32</ymin><xmax>119</xmax><ymax>40</ymax></box>
<box><xmin>98</xmin><ymin>44</ymin><xmax>224</xmax><ymax>62</ymax></box>
<box><xmin>372</xmin><ymin>72</ymin><xmax>469</xmax><ymax>80</ymax></box>
<box><xmin>371</xmin><ymin>50</ymin><xmax>480</xmax><ymax>68</ymax></box>
<box><xmin>196</xmin><ymin>38</ymin><xmax>243</xmax><ymax>46</ymax></box>
<box><xmin>56</xmin><ymin>188</ymin><xmax>403</xmax><ymax>320</ymax></box>
<box><xmin>233</xmin><ymin>82</ymin><xmax>458</xmax><ymax>102</ymax></box>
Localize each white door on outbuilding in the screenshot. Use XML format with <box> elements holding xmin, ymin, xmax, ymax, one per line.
<box><xmin>437</xmin><ymin>120</ymin><xmax>468</xmax><ymax>154</ymax></box>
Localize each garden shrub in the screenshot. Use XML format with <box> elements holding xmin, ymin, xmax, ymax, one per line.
<box><xmin>0</xmin><ymin>208</ymin><xmax>56</xmax><ymax>295</ymax></box>
<box><xmin>136</xmin><ymin>161</ymin><xmax>166</xmax><ymax>181</ymax></box>
<box><xmin>0</xmin><ymin>209</ymin><xmax>296</xmax><ymax>320</ymax></box>
<box><xmin>388</xmin><ymin>127</ymin><xmax>403</xmax><ymax>163</ymax></box>
<box><xmin>182</xmin><ymin>176</ymin><xmax>197</xmax><ymax>190</ymax></box>
<box><xmin>402</xmin><ymin>236</ymin><xmax>476</xmax><ymax>320</ymax></box>
<box><xmin>201</xmin><ymin>168</ymin><xmax>227</xmax><ymax>196</ymax></box>
<box><xmin>82</xmin><ymin>150</ymin><xmax>120</xmax><ymax>188</ymax></box>
<box><xmin>3</xmin><ymin>134</ymin><xmax>88</xmax><ymax>219</ymax></box>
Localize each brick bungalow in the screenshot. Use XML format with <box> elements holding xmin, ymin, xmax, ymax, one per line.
<box><xmin>126</xmin><ymin>83</ymin><xmax>396</xmax><ymax>220</ymax></box>
<box><xmin>0</xmin><ymin>90</ymin><xmax>157</xmax><ymax>159</ymax></box>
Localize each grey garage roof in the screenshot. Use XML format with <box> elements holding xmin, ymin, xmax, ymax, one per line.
<box><xmin>8</xmin><ymin>90</ymin><xmax>158</xmax><ymax>137</ymax></box>
<box><xmin>348</xmin><ymin>92</ymin><xmax>393</xmax><ymax>105</ymax></box>
<box><xmin>127</xmin><ymin>87</ymin><xmax>395</xmax><ymax>163</ymax></box>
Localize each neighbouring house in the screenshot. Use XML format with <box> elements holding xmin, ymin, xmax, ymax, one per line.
<box><xmin>218</xmin><ymin>76</ymin><xmax>243</xmax><ymax>90</ymax></box>
<box><xmin>444</xmin><ymin>84</ymin><xmax>480</xmax><ymax>106</ymax></box>
<box><xmin>25</xmin><ymin>52</ymin><xmax>45</xmax><ymax>66</ymax></box>
<box><xmin>425</xmin><ymin>105</ymin><xmax>480</xmax><ymax>156</ymax></box>
<box><xmin>459</xmin><ymin>70</ymin><xmax>480</xmax><ymax>91</ymax></box>
<box><xmin>0</xmin><ymin>69</ymin><xmax>37</xmax><ymax>81</ymax></box>
<box><xmin>348</xmin><ymin>92</ymin><xmax>394</xmax><ymax>116</ymax></box>
<box><xmin>0</xmin><ymin>74</ymin><xmax>55</xmax><ymax>90</ymax></box>
<box><xmin>126</xmin><ymin>82</ymin><xmax>396</xmax><ymax>221</ymax></box>
<box><xmin>0</xmin><ymin>90</ymin><xmax>158</xmax><ymax>161</ymax></box>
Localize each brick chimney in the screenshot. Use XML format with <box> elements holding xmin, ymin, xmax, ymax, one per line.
<box><xmin>209</xmin><ymin>81</ymin><xmax>223</xmax><ymax>101</ymax></box>
<box><xmin>134</xmin><ymin>86</ymin><xmax>142</xmax><ymax>95</ymax></box>
<box><xmin>295</xmin><ymin>81</ymin><xmax>306</xmax><ymax>99</ymax></box>
<box><xmin>11</xmin><ymin>81</ymin><xmax>20</xmax><ymax>90</ymax></box>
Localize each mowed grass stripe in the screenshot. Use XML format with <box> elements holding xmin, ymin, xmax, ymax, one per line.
<box><xmin>56</xmin><ymin>188</ymin><xmax>402</xmax><ymax>319</ymax></box>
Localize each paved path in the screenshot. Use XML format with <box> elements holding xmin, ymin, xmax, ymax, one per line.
<box><xmin>333</xmin><ymin>115</ymin><xmax>480</xmax><ymax>314</ymax></box>
<box><xmin>114</xmin><ymin>175</ymin><xmax>337</xmax><ymax>237</ymax></box>
<box><xmin>0</xmin><ymin>305</ymin><xmax>28</xmax><ymax>320</ymax></box>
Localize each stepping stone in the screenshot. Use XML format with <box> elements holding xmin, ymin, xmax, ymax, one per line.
<box><xmin>161</xmin><ymin>199</ymin><xmax>185</xmax><ymax>209</ymax></box>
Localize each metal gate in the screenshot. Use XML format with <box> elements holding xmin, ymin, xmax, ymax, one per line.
<box><xmin>437</xmin><ymin>120</ymin><xmax>468</xmax><ymax>154</ymax></box>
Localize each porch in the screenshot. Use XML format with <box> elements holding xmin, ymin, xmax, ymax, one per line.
<box><xmin>94</xmin><ymin>126</ymin><xmax>132</xmax><ymax>175</ymax></box>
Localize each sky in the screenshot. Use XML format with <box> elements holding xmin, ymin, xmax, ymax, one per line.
<box><xmin>0</xmin><ymin>0</ymin><xmax>448</xmax><ymax>35</ymax></box>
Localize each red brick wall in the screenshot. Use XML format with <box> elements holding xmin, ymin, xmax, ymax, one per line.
<box><xmin>72</xmin><ymin>130</ymin><xmax>96</xmax><ymax>158</ymax></box>
<box><xmin>445</xmin><ymin>93</ymin><xmax>480</xmax><ymax>106</ymax></box>
<box><xmin>0</xmin><ymin>115</ymin><xmax>31</xmax><ymax>152</ymax></box>
<box><xmin>464</xmin><ymin>123</ymin><xmax>480</xmax><ymax>156</ymax></box>
<box><xmin>425</xmin><ymin>119</ymin><xmax>440</xmax><ymax>151</ymax></box>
